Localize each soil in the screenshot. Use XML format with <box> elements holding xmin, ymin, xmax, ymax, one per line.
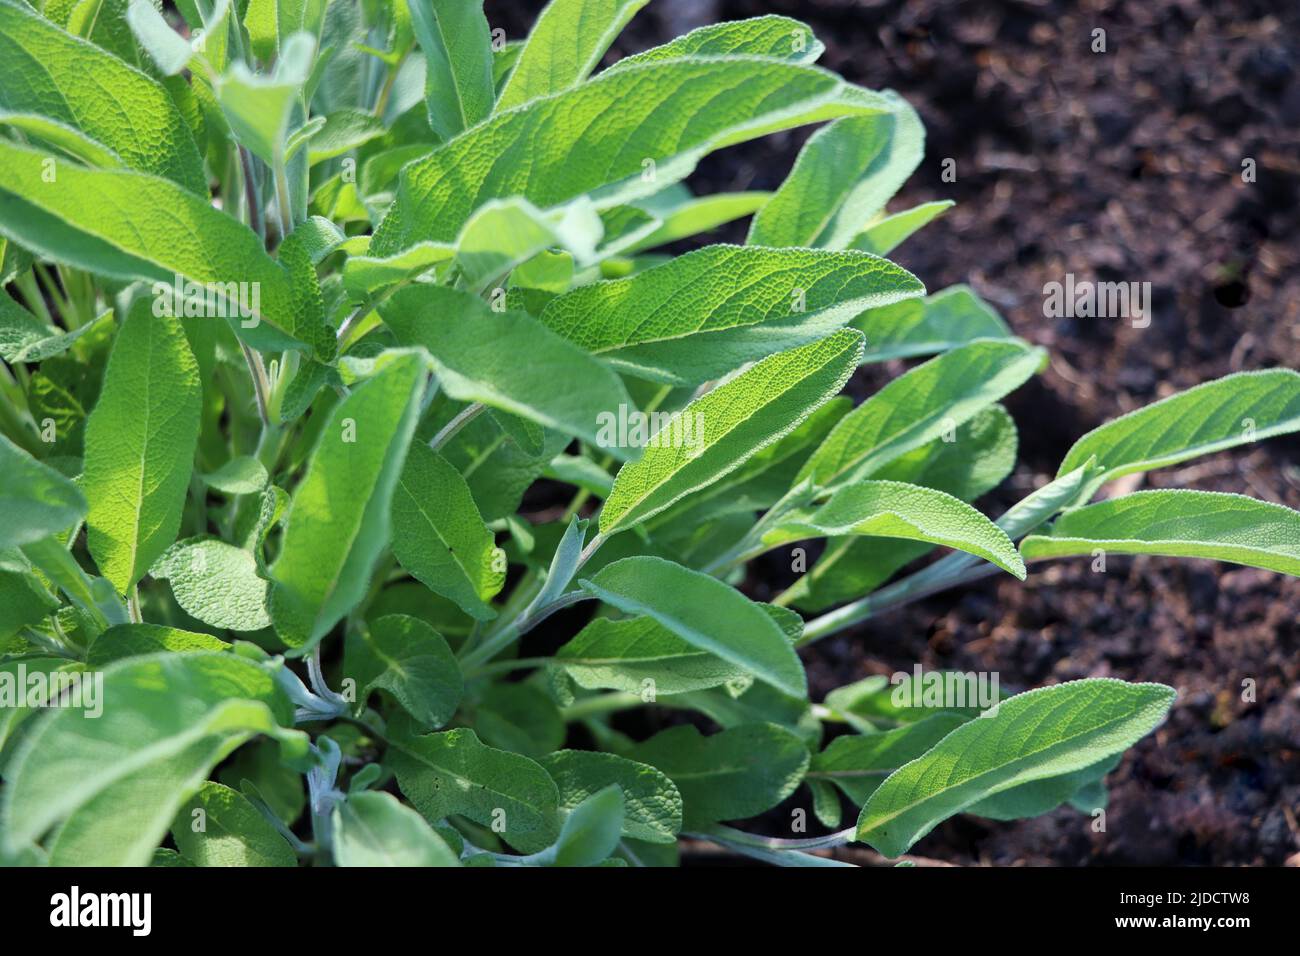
<box><xmin>485</xmin><ymin>0</ymin><xmax>1300</xmax><ymax>865</ymax></box>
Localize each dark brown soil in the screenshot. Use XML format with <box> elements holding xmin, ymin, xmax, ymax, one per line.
<box><xmin>487</xmin><ymin>0</ymin><xmax>1300</xmax><ymax>865</ymax></box>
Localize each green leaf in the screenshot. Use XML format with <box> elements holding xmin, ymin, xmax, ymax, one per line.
<box><xmin>580</xmin><ymin>556</ymin><xmax>806</xmax><ymax>698</ymax></box>
<box><xmin>83</xmin><ymin>304</ymin><xmax>201</xmax><ymax>593</ymax></box>
<box><xmin>809</xmin><ymin>713</ymin><xmax>969</xmax><ymax>804</ymax></box>
<box><xmin>848</xmin><ymin>200</ymin><xmax>954</xmax><ymax>256</ymax></box>
<box><xmin>391</xmin><ymin>443</ymin><xmax>505</xmax><ymax>621</ymax></box>
<box><xmin>0</xmin><ymin>434</ymin><xmax>86</xmax><ymax>548</ymax></box>
<box><xmin>345</xmin><ymin>614</ymin><xmax>462</xmax><ymax>731</ymax></box>
<box><xmin>601</xmin><ymin>330</ymin><xmax>864</xmax><ymax>535</ymax></box>
<box><xmin>214</xmin><ymin>32</ymin><xmax>315</xmax><ymax>165</ymax></box>
<box><xmin>0</xmin><ymin>141</ymin><xmax>309</xmax><ymax>353</ymax></box>
<box><xmin>455</xmin><ymin>197</ymin><xmax>601</xmax><ymax>292</ymax></box>
<box><xmin>126</xmin><ymin>0</ymin><xmax>194</xmax><ymax>75</ymax></box>
<box><xmin>781</xmin><ymin>405</ymin><xmax>1017</xmax><ymax>610</ymax></box>
<box><xmin>269</xmin><ymin>352</ymin><xmax>427</xmax><ymax>654</ymax></box>
<box><xmin>855</xmin><ymin>679</ymin><xmax>1175</xmax><ymax>857</ymax></box>
<box><xmin>0</xmin><ymin>652</ymin><xmax>303</xmax><ymax>865</ymax></box>
<box><xmin>797</xmin><ymin>338</ymin><xmax>1044</xmax><ymax>490</ymax></box>
<box><xmin>0</xmin><ymin>0</ymin><xmax>206</xmax><ymax>192</ymax></box>
<box><xmin>747</xmin><ymin>103</ymin><xmax>923</xmax><ymax>249</ymax></box>
<box><xmin>629</xmin><ymin>723</ymin><xmax>809</xmax><ymax>827</ymax></box>
<box><xmin>371</xmin><ymin>57</ymin><xmax>898</xmax><ymax>255</ymax></box>
<box><xmin>854</xmin><ymin>285</ymin><xmax>1013</xmax><ymax>363</ymax></box>
<box><xmin>171</xmin><ymin>781</ymin><xmax>297</xmax><ymax>867</ymax></box>
<box><xmin>85</xmin><ymin>623</ymin><xmax>230</xmax><ymax>667</ymax></box>
<box><xmin>545</xmin><ymin>784</ymin><xmax>625</xmax><ymax>866</ymax></box>
<box><xmin>606</xmin><ymin>15</ymin><xmax>823</xmax><ymax>71</ymax></box>
<box><xmin>388</xmin><ymin>724</ymin><xmax>560</xmax><ymax>853</ymax></box>
<box><xmin>1058</xmin><ymin>369</ymin><xmax>1300</xmax><ymax>500</ymax></box>
<box><xmin>538</xmin><ymin>245</ymin><xmax>923</xmax><ymax>384</ymax></box>
<box><xmin>764</xmin><ymin>480</ymin><xmax>1026</xmax><ymax>579</ymax></box>
<box><xmin>622</xmin><ymin>189</ymin><xmax>770</xmax><ymax>254</ymax></box>
<box><xmin>0</xmin><ymin>294</ymin><xmax>112</xmax><ymax>364</ymax></box>
<box><xmin>966</xmin><ymin>756</ymin><xmax>1118</xmax><ymax>821</ymax></box>
<box><xmin>200</xmin><ymin>456</ymin><xmax>269</xmax><ymax>495</ymax></box>
<box><xmin>494</xmin><ymin>0</ymin><xmax>649</xmax><ymax>112</ymax></box>
<box><xmin>379</xmin><ymin>285</ymin><xmax>632</xmax><ymax>453</ymax></box>
<box><xmin>150</xmin><ymin>538</ymin><xmax>271</xmax><ymax>632</ymax></box>
<box><xmin>540</xmin><ymin>749</ymin><xmax>682</xmax><ymax>845</ymax></box>
<box><xmin>1020</xmin><ymin>490</ymin><xmax>1300</xmax><ymax>576</ymax></box>
<box><xmin>555</xmin><ymin>615</ymin><xmax>746</xmax><ymax>695</ymax></box>
<box><xmin>408</xmin><ymin>0</ymin><xmax>495</xmax><ymax>140</ymax></box>
<box><xmin>333</xmin><ymin>790</ymin><xmax>461</xmax><ymax>866</ymax></box>
<box><xmin>474</xmin><ymin>682</ymin><xmax>565</xmax><ymax>759</ymax></box>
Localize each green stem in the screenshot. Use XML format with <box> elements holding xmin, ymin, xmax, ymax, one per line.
<box><xmin>560</xmin><ymin>691</ymin><xmax>642</xmax><ymax>722</ymax></box>
<box><xmin>429</xmin><ymin>402</ymin><xmax>486</xmax><ymax>450</ymax></box>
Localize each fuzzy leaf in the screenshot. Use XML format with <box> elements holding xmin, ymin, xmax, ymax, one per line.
<box><xmin>580</xmin><ymin>556</ymin><xmax>806</xmax><ymax>698</ymax></box>
<box><xmin>333</xmin><ymin>790</ymin><xmax>461</xmax><ymax>867</ymax></box>
<box><xmin>539</xmin><ymin>245</ymin><xmax>922</xmax><ymax>384</ymax></box>
<box><xmin>1020</xmin><ymin>490</ymin><xmax>1300</xmax><ymax>576</ymax></box>
<box><xmin>345</xmin><ymin>614</ymin><xmax>462</xmax><ymax>731</ymax></box>
<box><xmin>601</xmin><ymin>330</ymin><xmax>863</xmax><ymax>534</ymax></box>
<box><xmin>856</xmin><ymin>679</ymin><xmax>1175</xmax><ymax>856</ymax></box>
<box><xmin>83</xmin><ymin>304</ymin><xmax>201</xmax><ymax>593</ymax></box>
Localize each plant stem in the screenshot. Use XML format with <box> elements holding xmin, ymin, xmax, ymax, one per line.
<box><xmin>560</xmin><ymin>691</ymin><xmax>642</xmax><ymax>722</ymax></box>
<box><xmin>239</xmin><ymin>340</ymin><xmax>272</xmax><ymax>426</ymax></box>
<box><xmin>239</xmin><ymin>146</ymin><xmax>264</xmax><ymax>241</ymax></box>
<box><xmin>429</xmin><ymin>402</ymin><xmax>486</xmax><ymax>450</ymax></box>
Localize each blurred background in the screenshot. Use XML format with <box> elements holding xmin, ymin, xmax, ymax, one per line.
<box><xmin>487</xmin><ymin>0</ymin><xmax>1300</xmax><ymax>864</ymax></box>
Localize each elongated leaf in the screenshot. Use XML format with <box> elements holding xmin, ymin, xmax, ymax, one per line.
<box><xmin>856</xmin><ymin>679</ymin><xmax>1175</xmax><ymax>856</ymax></box>
<box><xmin>333</xmin><ymin>790</ymin><xmax>461</xmax><ymax>867</ymax></box>
<box><xmin>495</xmin><ymin>0</ymin><xmax>649</xmax><ymax>112</ymax></box>
<box><xmin>0</xmin><ymin>294</ymin><xmax>111</xmax><ymax>364</ymax></box>
<box><xmin>371</xmin><ymin>57</ymin><xmax>898</xmax><ymax>255</ymax></box>
<box><xmin>171</xmin><ymin>781</ymin><xmax>296</xmax><ymax>867</ymax></box>
<box><xmin>747</xmin><ymin>102</ymin><xmax>923</xmax><ymax>249</ymax></box>
<box><xmin>607</xmin><ymin>15</ymin><xmax>822</xmax><ymax>71</ymax></box>
<box><xmin>388</xmin><ymin>724</ymin><xmax>560</xmax><ymax>853</ymax></box>
<box><xmin>0</xmin><ymin>652</ymin><xmax>303</xmax><ymax>865</ymax></box>
<box><xmin>455</xmin><ymin>197</ymin><xmax>601</xmax><ymax>291</ymax></box>
<box><xmin>580</xmin><ymin>556</ymin><xmax>806</xmax><ymax>698</ymax></box>
<box><xmin>539</xmin><ymin>245</ymin><xmax>922</xmax><ymax>384</ymax></box>
<box><xmin>797</xmin><ymin>339</ymin><xmax>1044</xmax><ymax>490</ymax></box>
<box><xmin>544</xmin><ymin>784</ymin><xmax>624</xmax><ymax>866</ymax></box>
<box><xmin>269</xmin><ymin>352</ymin><xmax>427</xmax><ymax>653</ymax></box>
<box><xmin>0</xmin><ymin>141</ymin><xmax>311</xmax><ymax>353</ymax></box>
<box><xmin>555</xmin><ymin>615</ymin><xmax>747</xmax><ymax>695</ymax></box>
<box><xmin>0</xmin><ymin>434</ymin><xmax>86</xmax><ymax>548</ymax></box>
<box><xmin>391</xmin><ymin>443</ymin><xmax>504</xmax><ymax>620</ymax></box>
<box><xmin>0</xmin><ymin>0</ymin><xmax>205</xmax><ymax>192</ymax></box>
<box><xmin>345</xmin><ymin>614</ymin><xmax>462</xmax><ymax>730</ymax></box>
<box><xmin>540</xmin><ymin>749</ymin><xmax>682</xmax><ymax>845</ymax></box>
<box><xmin>849</xmin><ymin>200</ymin><xmax>953</xmax><ymax>256</ymax></box>
<box><xmin>601</xmin><ymin>330</ymin><xmax>863</xmax><ymax>534</ymax></box>
<box><xmin>1058</xmin><ymin>369</ymin><xmax>1300</xmax><ymax>499</ymax></box>
<box><xmin>379</xmin><ymin>285</ymin><xmax>631</xmax><ymax>453</ymax></box>
<box><xmin>409</xmin><ymin>0</ymin><xmax>494</xmax><ymax>140</ymax></box>
<box><xmin>83</xmin><ymin>304</ymin><xmax>201</xmax><ymax>593</ymax></box>
<box><xmin>629</xmin><ymin>723</ymin><xmax>809</xmax><ymax>827</ymax></box>
<box><xmin>809</xmin><ymin>713</ymin><xmax>969</xmax><ymax>804</ymax></box>
<box><xmin>622</xmin><ymin>189</ymin><xmax>769</xmax><ymax>254</ymax></box>
<box><xmin>150</xmin><ymin>538</ymin><xmax>271</xmax><ymax>631</ymax></box>
<box><xmin>86</xmin><ymin>623</ymin><xmax>229</xmax><ymax>667</ymax></box>
<box><xmin>764</xmin><ymin>480</ymin><xmax>1026</xmax><ymax>578</ymax></box>
<box><xmin>781</xmin><ymin>405</ymin><xmax>1017</xmax><ymax>610</ymax></box>
<box><xmin>966</xmin><ymin>756</ymin><xmax>1118</xmax><ymax>821</ymax></box>
<box><xmin>214</xmin><ymin>32</ymin><xmax>314</xmax><ymax>165</ymax></box>
<box><xmin>854</xmin><ymin>285</ymin><xmax>1013</xmax><ymax>363</ymax></box>
<box><xmin>1020</xmin><ymin>490</ymin><xmax>1300</xmax><ymax>576</ymax></box>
